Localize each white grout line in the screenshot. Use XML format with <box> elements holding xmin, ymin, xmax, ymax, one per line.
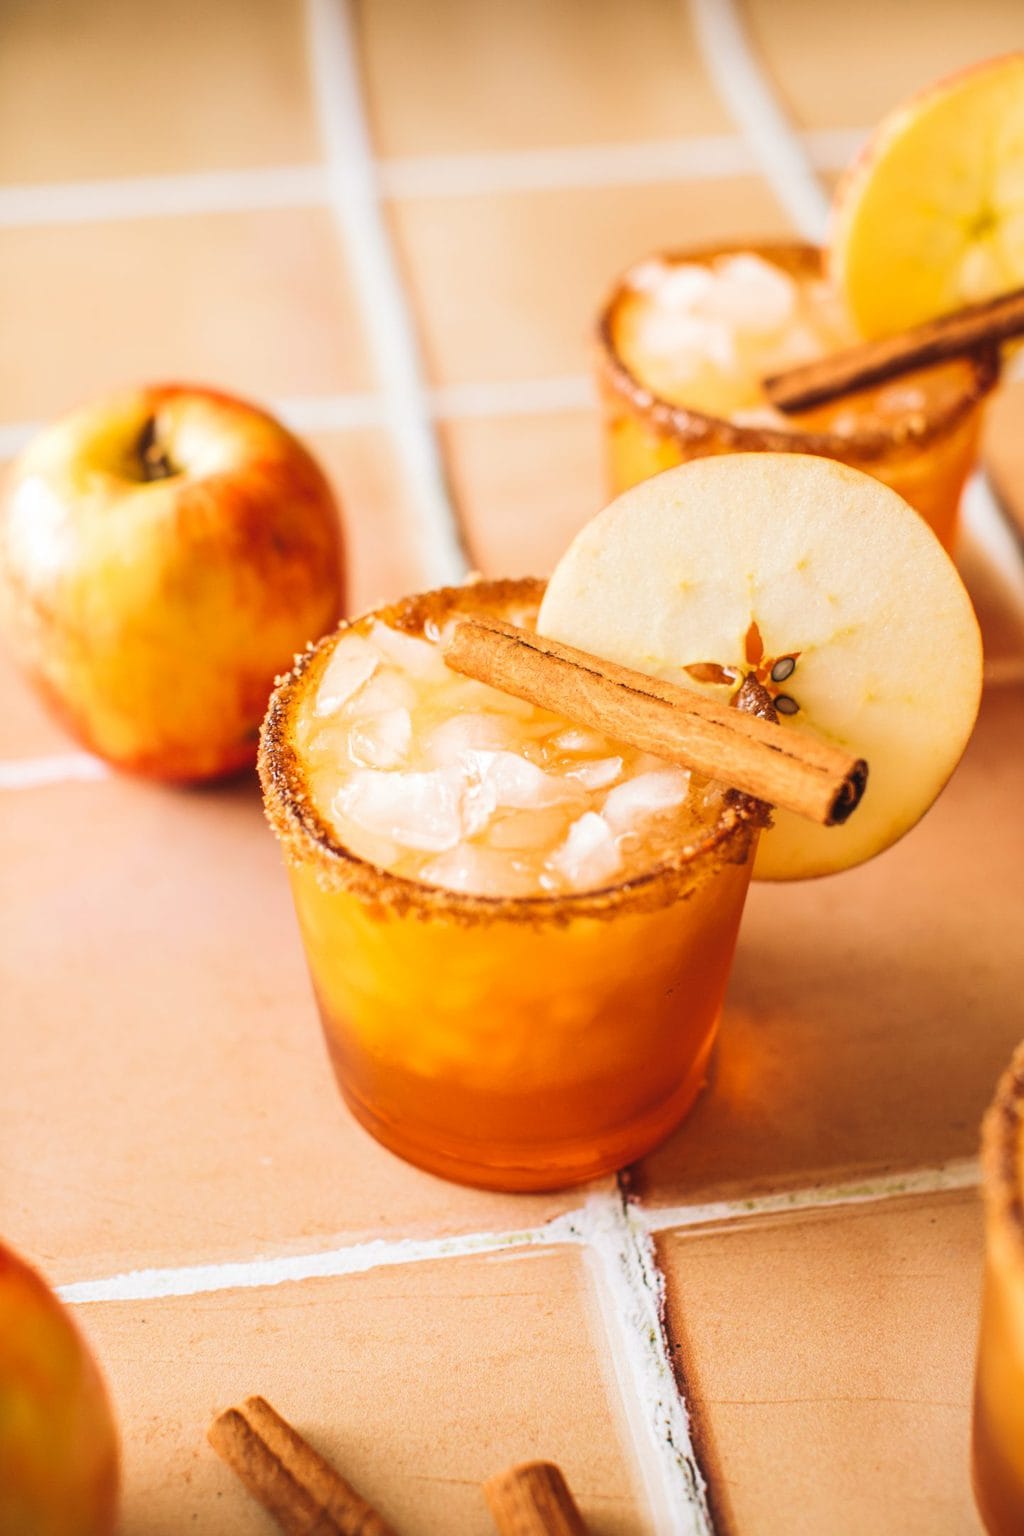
<box><xmin>687</xmin><ymin>0</ymin><xmax>831</xmax><ymax>240</ymax></box>
<box><xmin>0</xmin><ymin>752</ymin><xmax>109</xmax><ymax>789</ymax></box>
<box><xmin>53</xmin><ymin>1156</ymin><xmax>981</xmax><ymax>1536</ymax></box>
<box><xmin>378</xmin><ymin>132</ymin><xmax>860</xmax><ymax>199</ymax></box>
<box><xmin>305</xmin><ymin>0</ymin><xmax>470</xmax><ymax>587</ymax></box>
<box><xmin>583</xmin><ymin>1190</ymin><xmax>713</xmax><ymax>1535</ymax></box>
<box><xmin>54</xmin><ymin>1163</ymin><xmax>976</xmax><ymax>1307</ymax></box>
<box><xmin>637</xmin><ymin>1158</ymin><xmax>981</xmax><ymax>1236</ymax></box>
<box><xmin>0</xmin><ymin>166</ymin><xmax>326</xmax><ymax>228</ymax></box>
<box><xmin>0</xmin><ymin>377</ymin><xmax>597</xmax><ymax>467</ymax></box>
<box><xmin>271</xmin><ymin>391</ymin><xmax>384</xmax><ymax>434</ymax></box>
<box><xmin>282</xmin><ymin>374</ymin><xmax>596</xmax><ymax>428</ymax></box>
<box><xmin>52</xmin><ymin>1163</ymin><xmax>974</xmax><ymax>1528</ymax></box>
<box><xmin>0</xmin><ymin>131</ymin><xmax>866</xmax><ymax>230</ymax></box>
<box><xmin>58</xmin><ymin>1212</ymin><xmax>586</xmax><ymax>1305</ymax></box>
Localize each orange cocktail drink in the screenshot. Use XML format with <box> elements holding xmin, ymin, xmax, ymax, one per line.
<box><xmin>259</xmin><ymin>579</ymin><xmax>765</xmax><ymax>1191</ymax></box>
<box><xmin>973</xmin><ymin>1043</ymin><xmax>1024</xmax><ymax>1534</ymax></box>
<box><xmin>597</xmin><ymin>242</ymin><xmax>998</xmax><ymax>550</ymax></box>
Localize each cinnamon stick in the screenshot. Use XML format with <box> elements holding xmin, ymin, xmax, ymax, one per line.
<box><xmin>763</xmin><ymin>284</ymin><xmax>1024</xmax><ymax>412</ymax></box>
<box><xmin>444</xmin><ymin>618</ymin><xmax>867</xmax><ymax>827</ymax></box>
<box><xmin>208</xmin><ymin>1396</ymin><xmax>397</xmax><ymax>1536</ymax></box>
<box><xmin>484</xmin><ymin>1461</ymin><xmax>591</xmax><ymax>1536</ymax></box>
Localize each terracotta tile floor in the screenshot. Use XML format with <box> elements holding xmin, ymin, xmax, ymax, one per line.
<box><xmin>742</xmin><ymin>0</ymin><xmax>1024</xmax><ymax>133</ymax></box>
<box><xmin>632</xmin><ymin>682</ymin><xmax>1024</xmax><ymax>1207</ymax></box>
<box><xmin>355</xmin><ymin>0</ymin><xmax>731</xmax><ymax>154</ymax></box>
<box><xmin>389</xmin><ymin>179</ymin><xmax>789</xmax><ymax>387</ymax></box>
<box><xmin>442</xmin><ymin>409</ymin><xmax>606</xmax><ymax>577</ymax></box>
<box><xmin>2</xmin><ymin>4</ymin><xmax>1023</xmax><ymax>1532</ymax></box>
<box><xmin>0</xmin><ymin>0</ymin><xmax>320</xmax><ymax>182</ymax></box>
<box><xmin>0</xmin><ymin>210</ymin><xmax>373</xmax><ymax>423</ymax></box>
<box><xmin>659</xmin><ymin>1192</ymin><xmax>986</xmax><ymax>1536</ymax></box>
<box><xmin>79</xmin><ymin>1248</ymin><xmax>654</xmax><ymax>1534</ymax></box>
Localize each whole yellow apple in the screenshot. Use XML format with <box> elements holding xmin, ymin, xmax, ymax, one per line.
<box><xmin>0</xmin><ymin>385</ymin><xmax>344</xmax><ymax>780</ymax></box>
<box><xmin>0</xmin><ymin>1240</ymin><xmax>118</xmax><ymax>1535</ymax></box>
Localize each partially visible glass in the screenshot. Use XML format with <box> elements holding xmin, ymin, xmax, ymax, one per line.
<box><xmin>596</xmin><ymin>241</ymin><xmax>999</xmax><ymax>552</ymax></box>
<box><xmin>973</xmin><ymin>1043</ymin><xmax>1024</xmax><ymax>1534</ymax></box>
<box><xmin>259</xmin><ymin>579</ymin><xmax>767</xmax><ymax>1191</ymax></box>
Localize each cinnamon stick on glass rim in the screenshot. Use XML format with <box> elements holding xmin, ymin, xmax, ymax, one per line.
<box><xmin>208</xmin><ymin>1395</ymin><xmax>397</xmax><ymax>1536</ymax></box>
<box><xmin>444</xmin><ymin>617</ymin><xmax>867</xmax><ymax>827</ymax></box>
<box><xmin>763</xmin><ymin>284</ymin><xmax>1024</xmax><ymax>413</ymax></box>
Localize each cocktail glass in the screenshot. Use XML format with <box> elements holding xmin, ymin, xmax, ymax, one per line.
<box><xmin>973</xmin><ymin>1042</ymin><xmax>1024</xmax><ymax>1533</ymax></box>
<box><xmin>597</xmin><ymin>241</ymin><xmax>999</xmax><ymax>551</ymax></box>
<box><xmin>259</xmin><ymin>578</ymin><xmax>766</xmax><ymax>1191</ymax></box>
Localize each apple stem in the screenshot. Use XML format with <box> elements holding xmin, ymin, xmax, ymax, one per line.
<box><xmin>138</xmin><ymin>416</ymin><xmax>176</xmax><ymax>481</ymax></box>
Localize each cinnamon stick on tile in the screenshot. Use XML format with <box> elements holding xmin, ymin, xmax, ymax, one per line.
<box><xmin>484</xmin><ymin>1461</ymin><xmax>591</xmax><ymax>1536</ymax></box>
<box><xmin>444</xmin><ymin>618</ymin><xmax>867</xmax><ymax>827</ymax></box>
<box><xmin>763</xmin><ymin>284</ymin><xmax>1024</xmax><ymax>412</ymax></box>
<box><xmin>208</xmin><ymin>1396</ymin><xmax>397</xmax><ymax>1536</ymax></box>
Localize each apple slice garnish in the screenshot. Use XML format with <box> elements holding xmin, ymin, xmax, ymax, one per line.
<box><xmin>537</xmin><ymin>454</ymin><xmax>982</xmax><ymax>880</ymax></box>
<box><xmin>830</xmin><ymin>52</ymin><xmax>1024</xmax><ymax>337</ymax></box>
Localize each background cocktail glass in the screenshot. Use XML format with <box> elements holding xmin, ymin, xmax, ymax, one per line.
<box><xmin>259</xmin><ymin>579</ymin><xmax>767</xmax><ymax>1191</ymax></box>
<box><xmin>597</xmin><ymin>241</ymin><xmax>999</xmax><ymax>552</ymax></box>
<box><xmin>973</xmin><ymin>1042</ymin><xmax>1024</xmax><ymax>1534</ymax></box>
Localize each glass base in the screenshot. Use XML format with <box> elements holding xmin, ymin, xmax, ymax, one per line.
<box><xmin>332</xmin><ymin>1035</ymin><xmax>715</xmax><ymax>1192</ymax></box>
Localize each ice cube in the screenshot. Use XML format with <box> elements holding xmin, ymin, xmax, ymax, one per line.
<box><xmin>315</xmin><ymin>635</ymin><xmax>379</xmax><ymax>717</ymax></box>
<box><xmin>707</xmin><ymin>254</ymin><xmax>797</xmax><ymax>332</ymax></box>
<box><xmin>634</xmin><ymin>308</ymin><xmax>735</xmax><ymax>372</ymax></box>
<box><xmin>731</xmin><ymin>406</ymin><xmax>788</xmax><ymax>429</ymax></box>
<box><xmin>602</xmin><ymin>769</ymin><xmax>691</xmax><ymax>832</ymax></box>
<box><xmin>349</xmin><ymin>708</ymin><xmax>412</xmax><ymax>769</ymax></box>
<box><xmin>563</xmin><ymin>756</ymin><xmax>623</xmax><ymax>791</ymax></box>
<box><xmin>485</xmin><ymin>806</ymin><xmax>571</xmax><ymax>851</ymax></box>
<box><xmin>346</xmin><ymin>671</ymin><xmax>418</xmax><ymax>718</ymax></box>
<box><xmin>655</xmin><ymin>263</ymin><xmax>717</xmax><ymax>310</ymax></box>
<box><xmin>548</xmin><ymin>727</ymin><xmax>611</xmax><ymax>754</ymax></box>
<box><xmin>419</xmin><ymin>845</ymin><xmax>538</xmax><ymax>898</ymax></box>
<box><xmin>425</xmin><ymin>712</ymin><xmax>519</xmax><ymax>766</ymax></box>
<box><xmin>876</xmin><ymin>383</ymin><xmax>927</xmax><ymax>414</ymax></box>
<box><xmin>444</xmin><ymin>676</ymin><xmax>539</xmax><ymax>718</ymax></box>
<box><xmin>626</xmin><ymin>257</ymin><xmax>673</xmax><ymax>294</ymax></box>
<box><xmin>772</xmin><ymin>321</ymin><xmax>826</xmax><ymax>369</ymax></box>
<box><xmin>326</xmin><ymin>815</ymin><xmax>401</xmax><ymax>871</ymax></box>
<box><xmin>827</xmin><ymin>409</ymin><xmax>861</xmax><ymax>439</ymax></box>
<box><xmin>467</xmin><ymin>750</ymin><xmax>579</xmax><ymax>810</ymax></box>
<box><xmin>550</xmin><ymin>812</ymin><xmax>621</xmax><ymax>890</ymax></box>
<box><xmin>333</xmin><ymin>767</ymin><xmax>470</xmax><ymax>853</ymax></box>
<box><xmin>368</xmin><ymin>620</ymin><xmax>449</xmax><ymax>680</ymax></box>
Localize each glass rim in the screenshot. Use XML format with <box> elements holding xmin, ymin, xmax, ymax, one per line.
<box><xmin>982</xmin><ymin>1041</ymin><xmax>1024</xmax><ymax>1262</ymax></box>
<box><xmin>257</xmin><ymin>577</ymin><xmax>768</xmax><ymax>924</ymax></box>
<box><xmin>596</xmin><ymin>239</ymin><xmax>1000</xmax><ymax>464</ymax></box>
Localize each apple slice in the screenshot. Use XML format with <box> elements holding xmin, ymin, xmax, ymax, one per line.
<box><xmin>537</xmin><ymin>454</ymin><xmax>982</xmax><ymax>880</ymax></box>
<box><xmin>830</xmin><ymin>52</ymin><xmax>1024</xmax><ymax>337</ymax></box>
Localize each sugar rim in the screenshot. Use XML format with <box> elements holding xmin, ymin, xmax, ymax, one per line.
<box><xmin>258</xmin><ymin>577</ymin><xmax>768</xmax><ymax>923</ymax></box>
<box><xmin>597</xmin><ymin>240</ymin><xmax>1000</xmax><ymax>464</ymax></box>
<box><xmin>981</xmin><ymin>1040</ymin><xmax>1024</xmax><ymax>1264</ymax></box>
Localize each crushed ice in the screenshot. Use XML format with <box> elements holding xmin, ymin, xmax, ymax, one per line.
<box><xmin>310</xmin><ymin>620</ymin><xmax>712</xmax><ymax>896</ymax></box>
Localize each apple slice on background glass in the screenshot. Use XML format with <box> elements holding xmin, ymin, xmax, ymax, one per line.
<box><xmin>830</xmin><ymin>51</ymin><xmax>1024</xmax><ymax>337</ymax></box>
<box><xmin>538</xmin><ymin>453</ymin><xmax>983</xmax><ymax>880</ymax></box>
<box><xmin>0</xmin><ymin>385</ymin><xmax>344</xmax><ymax>782</ymax></box>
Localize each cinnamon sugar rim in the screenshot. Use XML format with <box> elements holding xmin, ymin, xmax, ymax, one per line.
<box><xmin>597</xmin><ymin>239</ymin><xmax>1000</xmax><ymax>463</ymax></box>
<box><xmin>258</xmin><ymin>577</ymin><xmax>768</xmax><ymax>924</ymax></box>
<box><xmin>981</xmin><ymin>1039</ymin><xmax>1024</xmax><ymax>1261</ymax></box>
